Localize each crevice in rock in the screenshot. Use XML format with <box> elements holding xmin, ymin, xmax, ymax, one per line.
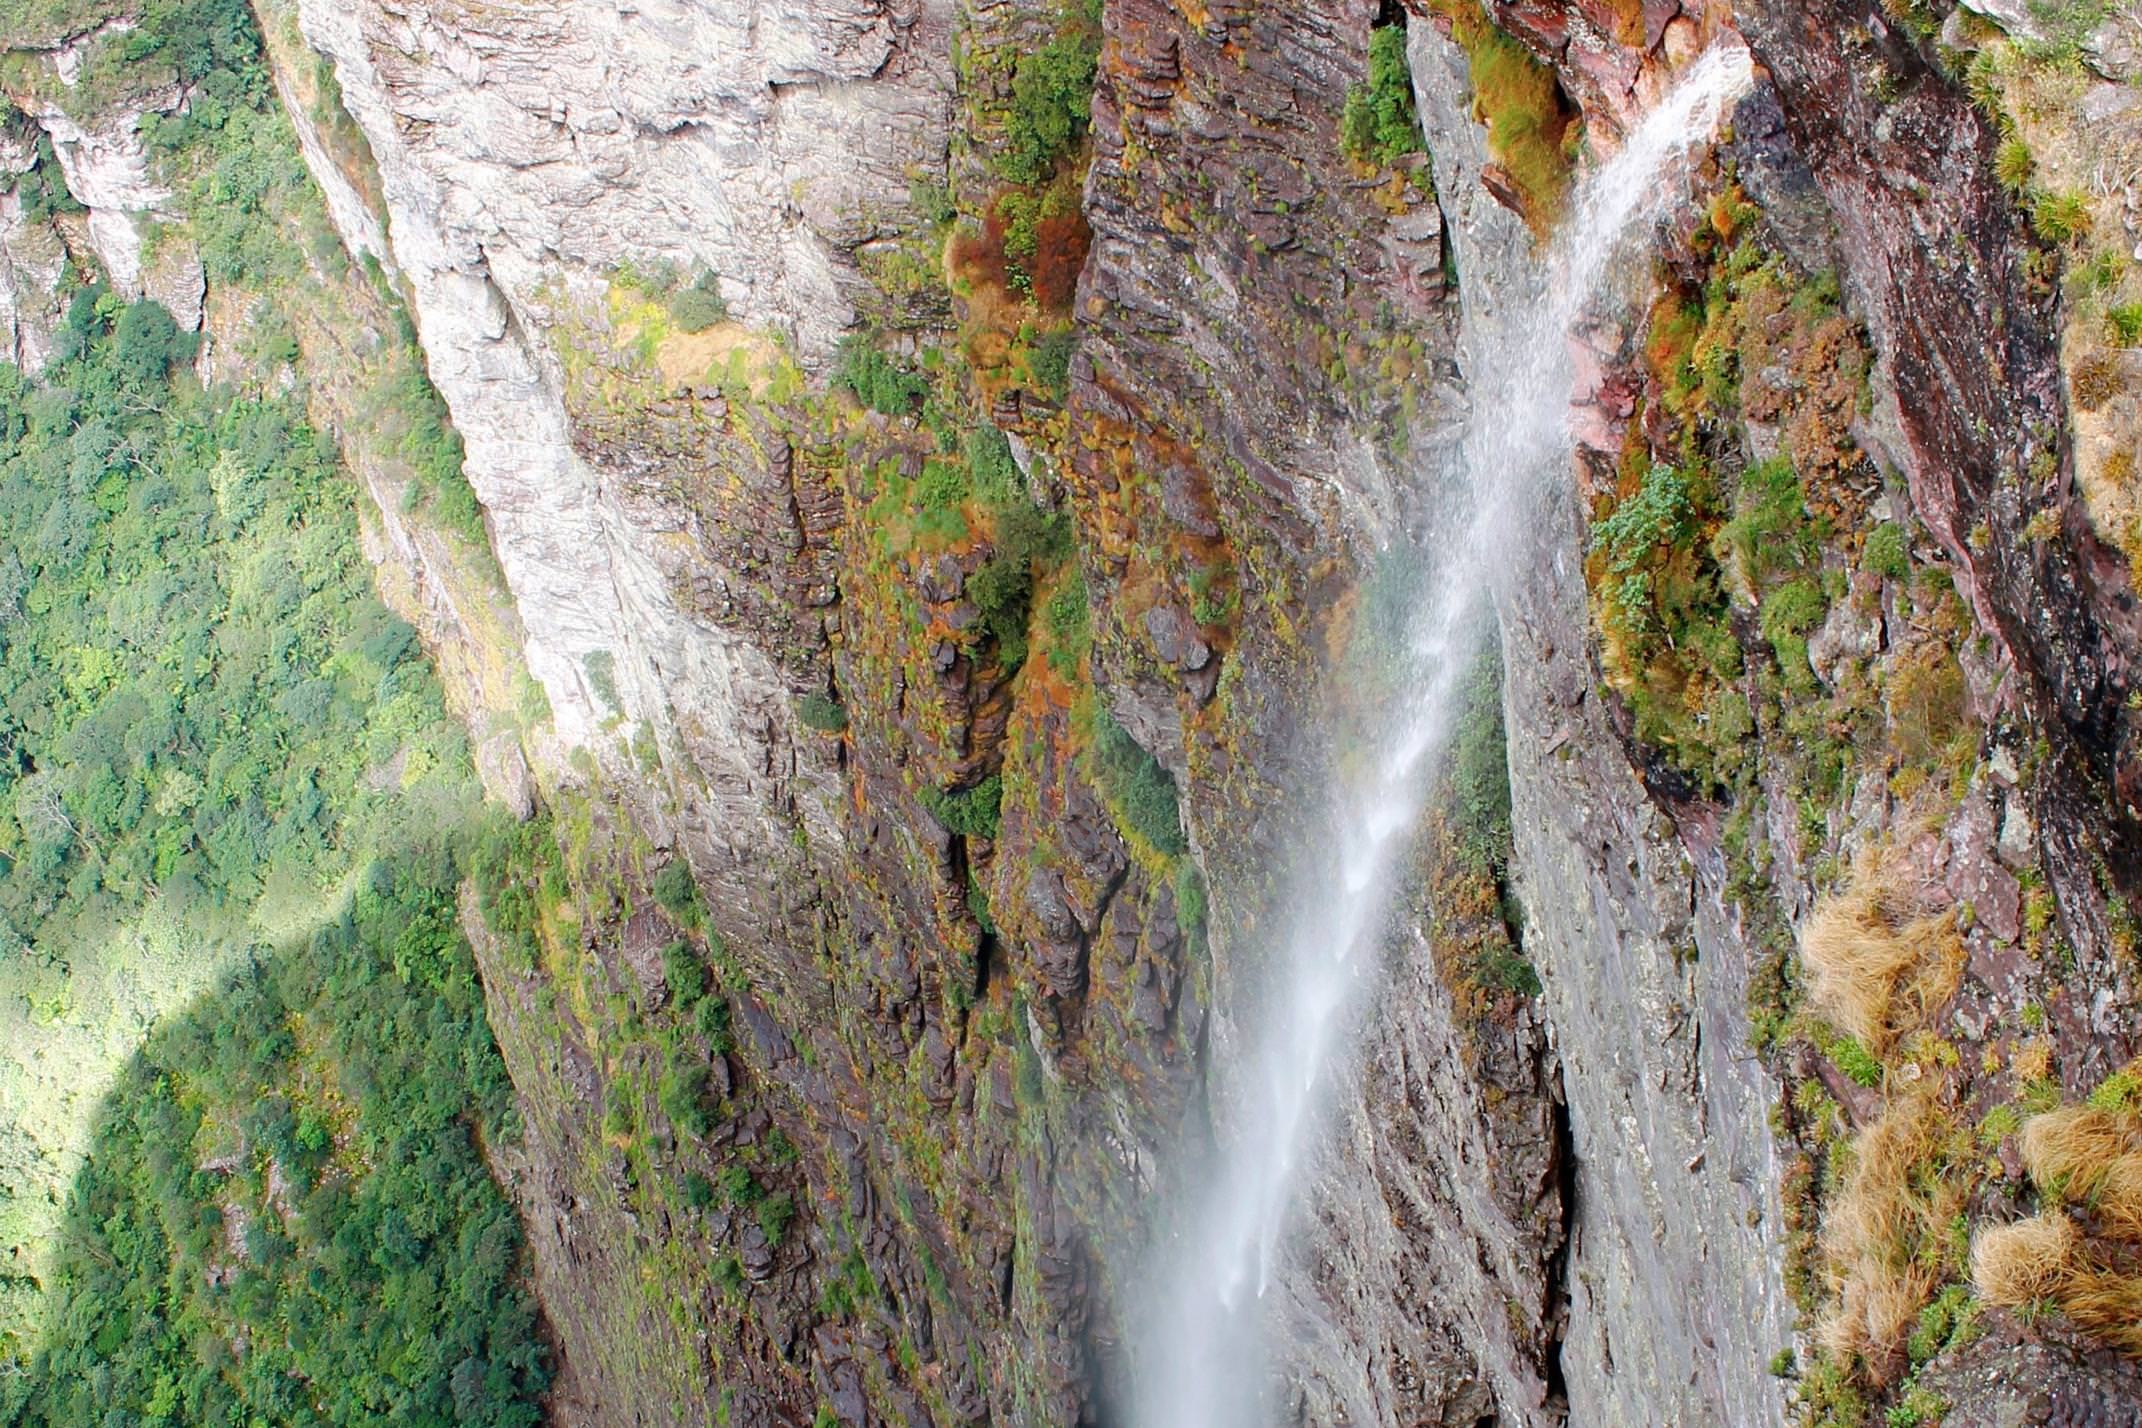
<box><xmin>1540</xmin><ymin>1063</ymin><xmax>1576</xmax><ymax>1421</ymax></box>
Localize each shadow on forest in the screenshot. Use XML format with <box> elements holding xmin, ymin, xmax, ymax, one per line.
<box><xmin>1</xmin><ymin>847</ymin><xmax>551</xmax><ymax>1428</ymax></box>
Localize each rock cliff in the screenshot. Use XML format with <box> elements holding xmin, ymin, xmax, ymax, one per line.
<box><xmin>8</xmin><ymin>0</ymin><xmax>2142</xmax><ymax>1423</ymax></box>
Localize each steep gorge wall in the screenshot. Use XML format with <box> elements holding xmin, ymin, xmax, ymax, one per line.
<box><xmin>10</xmin><ymin>0</ymin><xmax>2142</xmax><ymax>1422</ymax></box>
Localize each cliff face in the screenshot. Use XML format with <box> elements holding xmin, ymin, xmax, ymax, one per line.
<box><xmin>10</xmin><ymin>0</ymin><xmax>2142</xmax><ymax>1422</ymax></box>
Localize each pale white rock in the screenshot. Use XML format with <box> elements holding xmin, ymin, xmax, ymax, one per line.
<box><xmin>284</xmin><ymin>0</ymin><xmax>953</xmax><ymax>878</ymax></box>
<box><xmin>2087</xmin><ymin>3</ymin><xmax>2142</xmax><ymax>81</ymax></box>
<box><xmin>16</xmin><ymin>89</ymin><xmax>180</xmax><ymax>298</ymax></box>
<box><xmin>142</xmin><ymin>239</ymin><xmax>205</xmax><ymax>331</ymax></box>
<box><xmin>0</xmin><ymin>132</ymin><xmax>63</xmax><ymax>370</ymax></box>
<box><xmin>1957</xmin><ymin>0</ymin><xmax>2049</xmax><ymax>44</ymax></box>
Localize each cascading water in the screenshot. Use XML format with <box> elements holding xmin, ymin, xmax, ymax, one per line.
<box><xmin>1129</xmin><ymin>45</ymin><xmax>1755</xmax><ymax>1427</ymax></box>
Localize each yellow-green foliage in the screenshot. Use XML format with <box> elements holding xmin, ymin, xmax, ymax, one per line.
<box><xmin>1422</xmin><ymin>0</ymin><xmax>1573</xmax><ymax>232</ymax></box>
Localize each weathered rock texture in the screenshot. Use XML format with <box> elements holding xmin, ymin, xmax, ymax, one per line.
<box><xmin>14</xmin><ymin>0</ymin><xmax>2142</xmax><ymax>1421</ymax></box>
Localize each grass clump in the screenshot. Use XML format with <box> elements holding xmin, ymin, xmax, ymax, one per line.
<box><xmin>1863</xmin><ymin>522</ymin><xmax>1911</xmax><ymax>580</ymax></box>
<box><xmin>1818</xmin><ymin>1092</ymin><xmax>1973</xmax><ymax>1381</ymax></box>
<box><xmin>1973</xmin><ymin>1096</ymin><xmax>2142</xmax><ymax>1355</ymax></box>
<box><xmin>1800</xmin><ymin>854</ymin><xmax>1964</xmax><ymax>1055</ymax></box>
<box><xmin>1044</xmin><ymin>569</ymin><xmax>1095</xmax><ymax>678</ymax></box>
<box><xmin>1341</xmin><ymin>25</ymin><xmax>1426</xmax><ymax>167</ymax></box>
<box><xmin>2030</xmin><ymin>188</ymin><xmax>2092</xmax><ymax>245</ymax></box>
<box><xmin>2109</xmin><ymin>303</ymin><xmax>2142</xmax><ymax>347</ymax></box>
<box><xmin>1422</xmin><ymin>0</ymin><xmax>1573</xmax><ymax>231</ymax></box>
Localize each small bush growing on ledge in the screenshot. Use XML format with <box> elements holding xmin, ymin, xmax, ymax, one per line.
<box><xmin>1030</xmin><ymin>326</ymin><xmax>1079</xmax><ymax>399</ymax></box>
<box><xmin>923</xmin><ymin>775</ymin><xmax>1004</xmax><ymax>839</ymax></box>
<box><xmin>666</xmin><ymin>269</ymin><xmax>729</xmax><ymax>332</ymax></box>
<box><xmin>831</xmin><ymin>333</ymin><xmax>928</xmax><ymax>416</ymax></box>
<box><xmin>1341</xmin><ymin>26</ymin><xmax>1426</xmax><ymax>167</ymax></box>
<box><xmin>997</xmin><ymin>6</ymin><xmax>1102</xmax><ymax>186</ymax></box>
<box><xmin>652</xmin><ymin>859</ymin><xmax>704</xmax><ymax>928</ymax></box>
<box><xmin>798</xmin><ymin>691</ymin><xmax>849</xmax><ymax>733</ymax></box>
<box><xmin>1088</xmin><ymin>710</ymin><xmax>1188</xmax><ymax>856</ymax></box>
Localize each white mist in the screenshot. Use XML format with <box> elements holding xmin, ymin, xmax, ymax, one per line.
<box><xmin>1128</xmin><ymin>45</ymin><xmax>1755</xmax><ymax>1427</ymax></box>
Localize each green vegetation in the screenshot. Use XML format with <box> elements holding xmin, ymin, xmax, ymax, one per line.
<box><xmin>386</xmin><ymin>356</ymin><xmax>484</xmax><ymax>547</ymax></box>
<box><xmin>0</xmin><ymin>240</ymin><xmax>539</xmax><ymax>1423</ymax></box>
<box><xmin>1029</xmin><ymin>326</ymin><xmax>1079</xmax><ymax>401</ymax></box>
<box><xmin>0</xmin><ymin>0</ymin><xmax>544</xmax><ymax>1395</ymax></box>
<box><xmin>1863</xmin><ymin>522</ymin><xmax>1911</xmax><ymax>580</ymax></box>
<box><xmin>1591</xmin><ymin>461</ymin><xmax>1697</xmax><ymax>630</ymax></box>
<box><xmin>1420</xmin><ymin>0</ymin><xmax>1572</xmax><ymax>230</ymax></box>
<box><xmin>6</xmin><ymin>0</ymin><xmax>255</xmax><ymax>112</ymax></box>
<box><xmin>1044</xmin><ymin>568</ymin><xmax>1094</xmax><ymax>678</ymax></box>
<box><xmin>1445</xmin><ymin>643</ymin><xmax>1514</xmax><ymax>880</ymax></box>
<box><xmin>1084</xmin><ymin>711</ymin><xmax>1187</xmax><ymax>856</ymax></box>
<box><xmin>667</xmin><ymin>270</ymin><xmax>730</xmax><ymax>333</ymax></box>
<box><xmin>584</xmin><ymin>649</ymin><xmax>621</xmax><ymax>713</ymax></box>
<box><xmin>996</xmin><ymin>1</ymin><xmax>1103</xmax><ymax>186</ymax></box>
<box><xmin>9</xmin><ymin>138</ymin><xmax>82</xmax><ymax>225</ymax></box>
<box><xmin>0</xmin><ymin>294</ymin><xmax>474</xmax><ymax>977</ymax></box>
<box><xmin>652</xmin><ymin>860</ymin><xmax>704</xmax><ymax>929</ymax></box>
<box><xmin>831</xmin><ymin>333</ymin><xmax>929</xmax><ymax>416</ymax></box>
<box><xmin>1831</xmin><ymin>1034</ymin><xmax>1885</xmax><ymax>1089</ymax></box>
<box><xmin>968</xmin><ymin>478</ymin><xmax>1073</xmax><ymax>672</ymax></box>
<box><xmin>923</xmin><ymin>775</ymin><xmax>1004</xmax><ymax>839</ymax></box>
<box><xmin>798</xmin><ymin>692</ymin><xmax>850</xmax><ymax>733</ymax></box>
<box><xmin>610</xmin><ymin>257</ymin><xmax>729</xmax><ymax>332</ymax></box>
<box><xmin>2029</xmin><ymin>187</ymin><xmax>2091</xmax><ymax>245</ymax></box>
<box><xmin>5</xmin><ymin>855</ymin><xmax>549</xmax><ymax>1428</ymax></box>
<box><xmin>1341</xmin><ymin>25</ymin><xmax>1427</xmax><ymax>167</ymax></box>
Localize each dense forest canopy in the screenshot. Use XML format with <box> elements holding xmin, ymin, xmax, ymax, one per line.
<box><xmin>0</xmin><ymin>0</ymin><xmax>553</xmax><ymax>1416</ymax></box>
<box><xmin>0</xmin><ymin>281</ymin><xmax>550</xmax><ymax>1427</ymax></box>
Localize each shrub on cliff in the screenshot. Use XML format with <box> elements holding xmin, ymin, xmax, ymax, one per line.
<box><xmin>1087</xmin><ymin>711</ymin><xmax>1187</xmax><ymax>856</ymax></box>
<box><xmin>653</xmin><ymin>859</ymin><xmax>704</xmax><ymax>928</ymax></box>
<box><xmin>831</xmin><ymin>333</ymin><xmax>928</xmax><ymax>416</ymax></box>
<box><xmin>998</xmin><ymin>19</ymin><xmax>1101</xmax><ymax>186</ymax></box>
<box><xmin>666</xmin><ymin>269</ymin><xmax>729</xmax><ymax>332</ymax></box>
<box><xmin>923</xmin><ymin>775</ymin><xmax>1003</xmax><ymax>839</ymax></box>
<box><xmin>1341</xmin><ymin>26</ymin><xmax>1426</xmax><ymax>167</ymax></box>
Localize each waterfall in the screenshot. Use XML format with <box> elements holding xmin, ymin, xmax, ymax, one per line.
<box><xmin>1128</xmin><ymin>45</ymin><xmax>1755</xmax><ymax>1427</ymax></box>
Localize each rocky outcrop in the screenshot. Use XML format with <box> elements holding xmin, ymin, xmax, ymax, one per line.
<box><xmin>0</xmin><ymin>26</ymin><xmax>187</xmax><ymax>369</ymax></box>
<box><xmin>290</xmin><ymin>0</ymin><xmax>954</xmax><ymax>753</ymax></box>
<box><xmin>0</xmin><ymin>129</ymin><xmax>69</xmax><ymax>371</ymax></box>
<box><xmin>16</xmin><ymin>0</ymin><xmax>2142</xmax><ymax>1421</ymax></box>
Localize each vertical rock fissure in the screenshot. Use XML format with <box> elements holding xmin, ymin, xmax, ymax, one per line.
<box><xmin>1542</xmin><ymin>1066</ymin><xmax>1575</xmax><ymax>1415</ymax></box>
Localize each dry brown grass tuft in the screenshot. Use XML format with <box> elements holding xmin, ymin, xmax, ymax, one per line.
<box><xmin>2060</xmin><ymin>1268</ymin><xmax>2142</xmax><ymax>1352</ymax></box>
<box><xmin>1801</xmin><ymin>853</ymin><xmax>1962</xmax><ymax>1054</ymax></box>
<box><xmin>2020</xmin><ymin>1106</ymin><xmax>2142</xmax><ymax>1239</ymax></box>
<box><xmin>1818</xmin><ymin>1092</ymin><xmax>1967</xmax><ymax>1381</ymax></box>
<box><xmin>1971</xmin><ymin>1210</ymin><xmax>2081</xmax><ymax>1306</ymax></box>
<box><xmin>1976</xmin><ymin>1099</ymin><xmax>2142</xmax><ymax>1356</ymax></box>
<box><xmin>2021</xmin><ymin>1106</ymin><xmax>2139</xmax><ymax>1198</ymax></box>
